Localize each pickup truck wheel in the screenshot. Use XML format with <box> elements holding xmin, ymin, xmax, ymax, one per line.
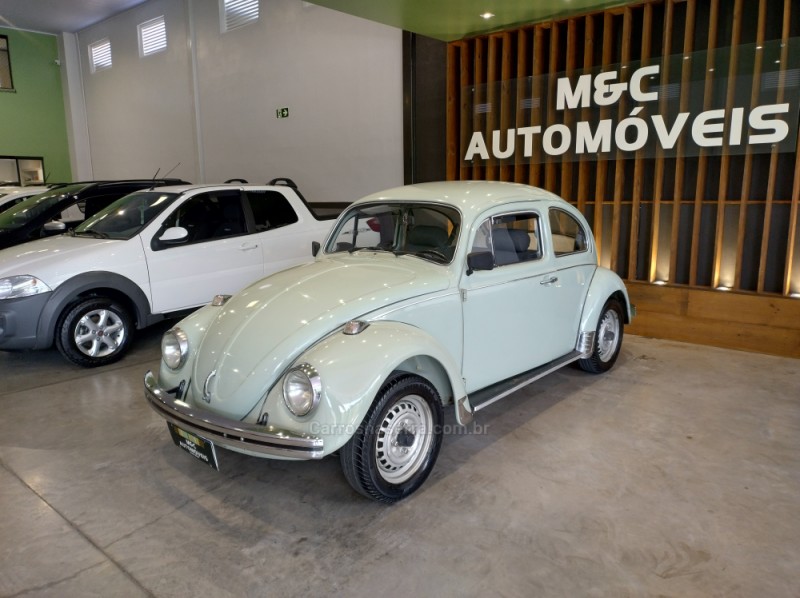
<box><xmin>579</xmin><ymin>298</ymin><xmax>624</xmax><ymax>374</ymax></box>
<box><xmin>340</xmin><ymin>374</ymin><xmax>443</xmax><ymax>503</ymax></box>
<box><xmin>56</xmin><ymin>297</ymin><xmax>133</xmax><ymax>368</ymax></box>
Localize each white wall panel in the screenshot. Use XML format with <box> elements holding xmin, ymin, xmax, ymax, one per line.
<box><xmin>75</xmin><ymin>0</ymin><xmax>404</xmax><ymax>203</ymax></box>
<box><xmin>78</xmin><ymin>0</ymin><xmax>199</xmax><ymax>184</ymax></box>
<box><xmin>58</xmin><ymin>33</ymin><xmax>93</xmax><ymax>181</ymax></box>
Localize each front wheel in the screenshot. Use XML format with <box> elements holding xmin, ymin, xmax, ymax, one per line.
<box><xmin>55</xmin><ymin>297</ymin><xmax>134</xmax><ymax>367</ymax></box>
<box><xmin>578</xmin><ymin>298</ymin><xmax>624</xmax><ymax>374</ymax></box>
<box><xmin>340</xmin><ymin>374</ymin><xmax>444</xmax><ymax>503</ymax></box>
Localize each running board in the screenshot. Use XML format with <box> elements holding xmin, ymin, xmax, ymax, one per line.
<box><xmin>469</xmin><ymin>351</ymin><xmax>583</xmax><ymax>412</ymax></box>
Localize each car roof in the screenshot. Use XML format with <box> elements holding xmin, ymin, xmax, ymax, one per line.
<box><xmin>0</xmin><ymin>186</ymin><xmax>52</xmax><ymax>203</ymax></box>
<box><xmin>139</xmin><ymin>183</ymin><xmax>283</xmax><ymax>194</ymax></box>
<box><xmin>0</xmin><ymin>185</ymin><xmax>50</xmax><ymax>195</ymax></box>
<box><xmin>354</xmin><ymin>181</ymin><xmax>570</xmax><ymax>219</ymax></box>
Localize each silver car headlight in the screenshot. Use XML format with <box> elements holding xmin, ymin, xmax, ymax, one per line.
<box><xmin>0</xmin><ymin>275</ymin><xmax>51</xmax><ymax>300</ymax></box>
<box><xmin>161</xmin><ymin>328</ymin><xmax>189</xmax><ymax>370</ymax></box>
<box><xmin>282</xmin><ymin>363</ymin><xmax>322</xmax><ymax>416</ymax></box>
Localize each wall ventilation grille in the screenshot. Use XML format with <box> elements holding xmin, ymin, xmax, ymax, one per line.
<box><xmin>139</xmin><ymin>16</ymin><xmax>167</xmax><ymax>56</ymax></box>
<box><xmin>223</xmin><ymin>0</ymin><xmax>259</xmax><ymax>32</ymax></box>
<box><xmin>89</xmin><ymin>38</ymin><xmax>112</xmax><ymax>73</ymax></box>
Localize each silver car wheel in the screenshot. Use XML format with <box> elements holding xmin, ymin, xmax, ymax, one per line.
<box><xmin>73</xmin><ymin>308</ymin><xmax>127</xmax><ymax>358</ymax></box>
<box><xmin>375</xmin><ymin>394</ymin><xmax>434</xmax><ymax>485</ymax></box>
<box><xmin>597</xmin><ymin>308</ymin><xmax>620</xmax><ymax>362</ymax></box>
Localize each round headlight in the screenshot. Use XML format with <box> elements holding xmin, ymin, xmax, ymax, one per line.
<box><xmin>161</xmin><ymin>328</ymin><xmax>189</xmax><ymax>370</ymax></box>
<box><xmin>282</xmin><ymin>364</ymin><xmax>322</xmax><ymax>416</ymax></box>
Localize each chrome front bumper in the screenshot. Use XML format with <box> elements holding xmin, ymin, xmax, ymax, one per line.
<box><xmin>144</xmin><ymin>371</ymin><xmax>324</xmax><ymax>460</ymax></box>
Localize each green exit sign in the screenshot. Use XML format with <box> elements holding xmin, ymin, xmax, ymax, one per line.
<box><xmin>276</xmin><ymin>107</ymin><xmax>289</xmax><ymax>119</ymax></box>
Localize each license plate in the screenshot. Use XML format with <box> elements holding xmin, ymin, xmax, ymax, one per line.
<box><xmin>167</xmin><ymin>422</ymin><xmax>219</xmax><ymax>470</ymax></box>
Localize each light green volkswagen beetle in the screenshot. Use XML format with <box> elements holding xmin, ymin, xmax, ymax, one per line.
<box><xmin>145</xmin><ymin>181</ymin><xmax>634</xmax><ymax>502</ymax></box>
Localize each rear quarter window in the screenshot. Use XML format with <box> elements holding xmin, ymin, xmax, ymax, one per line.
<box><xmin>549</xmin><ymin>208</ymin><xmax>588</xmax><ymax>256</ymax></box>
<box><xmin>245</xmin><ymin>191</ymin><xmax>298</xmax><ymax>231</ymax></box>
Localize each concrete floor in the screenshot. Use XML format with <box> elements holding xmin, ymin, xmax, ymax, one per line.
<box><xmin>0</xmin><ymin>328</ymin><xmax>798</xmax><ymax>598</ymax></box>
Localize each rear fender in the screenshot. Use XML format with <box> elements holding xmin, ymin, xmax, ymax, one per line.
<box><xmin>579</xmin><ymin>268</ymin><xmax>633</xmax><ymax>335</ymax></box>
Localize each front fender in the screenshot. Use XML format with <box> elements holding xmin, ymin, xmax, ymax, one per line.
<box><xmin>36</xmin><ymin>271</ymin><xmax>154</xmax><ymax>349</ymax></box>
<box><xmin>579</xmin><ymin>267</ymin><xmax>633</xmax><ymax>333</ymax></box>
<box><xmin>155</xmin><ymin>303</ymin><xmax>221</xmax><ymax>389</ymax></box>
<box><xmin>264</xmin><ymin>320</ymin><xmax>466</xmax><ymax>456</ymax></box>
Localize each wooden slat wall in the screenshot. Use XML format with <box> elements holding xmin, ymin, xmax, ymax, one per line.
<box><xmin>446</xmin><ymin>0</ymin><xmax>800</xmax><ymax>356</ymax></box>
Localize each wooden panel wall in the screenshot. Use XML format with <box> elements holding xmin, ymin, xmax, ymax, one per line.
<box><xmin>446</xmin><ymin>0</ymin><xmax>800</xmax><ymax>357</ymax></box>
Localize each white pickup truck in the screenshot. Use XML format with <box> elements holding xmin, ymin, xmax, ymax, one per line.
<box><xmin>0</xmin><ymin>179</ymin><xmax>340</xmax><ymax>367</ymax></box>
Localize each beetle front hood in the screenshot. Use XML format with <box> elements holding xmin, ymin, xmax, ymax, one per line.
<box><xmin>191</xmin><ymin>254</ymin><xmax>449</xmax><ymax>418</ymax></box>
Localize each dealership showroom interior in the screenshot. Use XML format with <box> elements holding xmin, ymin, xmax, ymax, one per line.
<box><xmin>1</xmin><ymin>0</ymin><xmax>800</xmax><ymax>595</ymax></box>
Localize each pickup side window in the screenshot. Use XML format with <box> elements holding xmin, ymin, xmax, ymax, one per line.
<box><xmin>162</xmin><ymin>190</ymin><xmax>245</xmax><ymax>243</ymax></box>
<box><xmin>472</xmin><ymin>212</ymin><xmax>541</xmax><ymax>266</ymax></box>
<box><xmin>245</xmin><ymin>191</ymin><xmax>298</xmax><ymax>231</ymax></box>
<box><xmin>549</xmin><ymin>208</ymin><xmax>587</xmax><ymax>256</ymax></box>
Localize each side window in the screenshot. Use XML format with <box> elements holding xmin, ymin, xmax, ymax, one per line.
<box><xmin>162</xmin><ymin>191</ymin><xmax>245</xmax><ymax>244</ymax></box>
<box><xmin>84</xmin><ymin>194</ymin><xmax>124</xmax><ymax>220</ymax></box>
<box><xmin>58</xmin><ymin>193</ymin><xmax>127</xmax><ymax>224</ymax></box>
<box><xmin>471</xmin><ymin>212</ymin><xmax>541</xmax><ymax>266</ymax></box>
<box><xmin>549</xmin><ymin>208</ymin><xmax>588</xmax><ymax>256</ymax></box>
<box><xmin>58</xmin><ymin>201</ymin><xmax>85</xmax><ymax>223</ymax></box>
<box><xmin>1</xmin><ymin>35</ymin><xmax>14</xmax><ymax>91</ymax></box>
<box><xmin>0</xmin><ymin>198</ymin><xmax>22</xmax><ymax>214</ymax></box>
<box><xmin>245</xmin><ymin>191</ymin><xmax>299</xmax><ymax>231</ymax></box>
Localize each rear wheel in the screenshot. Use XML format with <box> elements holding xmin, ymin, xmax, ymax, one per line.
<box><xmin>340</xmin><ymin>374</ymin><xmax>443</xmax><ymax>503</ymax></box>
<box><xmin>578</xmin><ymin>298</ymin><xmax>624</xmax><ymax>374</ymax></box>
<box><xmin>56</xmin><ymin>297</ymin><xmax>134</xmax><ymax>367</ymax></box>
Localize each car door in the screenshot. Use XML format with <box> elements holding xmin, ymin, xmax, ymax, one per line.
<box><xmin>145</xmin><ymin>189</ymin><xmax>263</xmax><ymax>313</ymax></box>
<box><xmin>459</xmin><ymin>209</ymin><xmax>580</xmax><ymax>393</ymax></box>
<box><xmin>244</xmin><ymin>189</ymin><xmax>320</xmax><ymax>275</ymax></box>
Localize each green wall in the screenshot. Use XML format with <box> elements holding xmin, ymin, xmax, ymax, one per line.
<box><xmin>0</xmin><ymin>27</ymin><xmax>71</xmax><ymax>183</ymax></box>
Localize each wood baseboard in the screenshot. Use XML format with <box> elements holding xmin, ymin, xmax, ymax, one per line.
<box><xmin>625</xmin><ymin>282</ymin><xmax>800</xmax><ymax>359</ymax></box>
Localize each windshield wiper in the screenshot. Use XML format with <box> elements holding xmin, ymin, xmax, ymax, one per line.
<box><xmin>73</xmin><ymin>230</ymin><xmax>109</xmax><ymax>239</ymax></box>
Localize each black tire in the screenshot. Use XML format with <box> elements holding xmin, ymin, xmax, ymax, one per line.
<box><xmin>55</xmin><ymin>297</ymin><xmax>134</xmax><ymax>368</ymax></box>
<box><xmin>578</xmin><ymin>298</ymin><xmax>624</xmax><ymax>374</ymax></box>
<box><xmin>340</xmin><ymin>374</ymin><xmax>444</xmax><ymax>503</ymax></box>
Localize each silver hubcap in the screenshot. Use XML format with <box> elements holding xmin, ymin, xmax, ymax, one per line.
<box><xmin>597</xmin><ymin>308</ymin><xmax>620</xmax><ymax>362</ymax></box>
<box><xmin>73</xmin><ymin>309</ymin><xmax>126</xmax><ymax>358</ymax></box>
<box><xmin>375</xmin><ymin>395</ymin><xmax>434</xmax><ymax>484</ymax></box>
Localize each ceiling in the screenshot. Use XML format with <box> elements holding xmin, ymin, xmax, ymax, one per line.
<box><xmin>309</xmin><ymin>0</ymin><xmax>629</xmax><ymax>41</ymax></box>
<box><xmin>0</xmin><ymin>0</ymin><xmax>149</xmax><ymax>35</ymax></box>
<box><xmin>0</xmin><ymin>0</ymin><xmax>625</xmax><ymax>40</ymax></box>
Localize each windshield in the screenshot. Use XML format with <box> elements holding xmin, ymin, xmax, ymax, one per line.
<box><xmin>0</xmin><ymin>184</ymin><xmax>85</xmax><ymax>231</ymax></box>
<box><xmin>325</xmin><ymin>201</ymin><xmax>461</xmax><ymax>265</ymax></box>
<box><xmin>75</xmin><ymin>191</ymin><xmax>181</xmax><ymax>240</ymax></box>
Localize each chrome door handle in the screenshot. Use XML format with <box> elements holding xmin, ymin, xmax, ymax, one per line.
<box><xmin>540</xmin><ymin>276</ymin><xmax>558</xmax><ymax>285</ymax></box>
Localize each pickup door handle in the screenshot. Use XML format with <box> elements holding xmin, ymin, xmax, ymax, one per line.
<box><xmin>540</xmin><ymin>276</ymin><xmax>558</xmax><ymax>286</ymax></box>
<box><xmin>239</xmin><ymin>243</ymin><xmax>259</xmax><ymax>251</ymax></box>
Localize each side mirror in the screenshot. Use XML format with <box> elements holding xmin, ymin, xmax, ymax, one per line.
<box><xmin>312</xmin><ymin>241</ymin><xmax>321</xmax><ymax>257</ymax></box>
<box><xmin>159</xmin><ymin>226</ymin><xmax>189</xmax><ymax>244</ymax></box>
<box><xmin>43</xmin><ymin>221</ymin><xmax>66</xmax><ymax>233</ymax></box>
<box><xmin>466</xmin><ymin>251</ymin><xmax>494</xmax><ymax>275</ymax></box>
